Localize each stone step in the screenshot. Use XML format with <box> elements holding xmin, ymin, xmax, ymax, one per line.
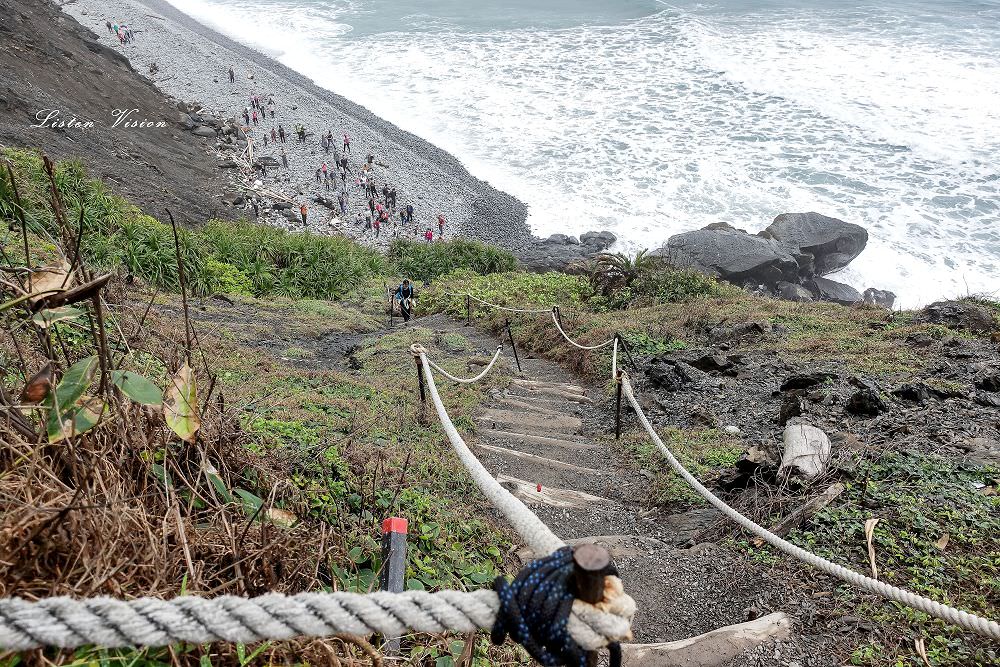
<box><xmin>517</xmin><ymin>534</ymin><xmax>669</xmax><ymax>562</ymax></box>
<box><xmin>476</xmin><ymin>442</ymin><xmax>601</xmax><ymax>474</ymax></box>
<box><xmin>482</xmin><ymin>429</ymin><xmax>598</xmax><ymax>451</ymax></box>
<box><xmin>511</xmin><ymin>386</ymin><xmax>595</xmax><ymax>404</ymax></box>
<box><xmin>476</xmin><ymin>409</ymin><xmax>582</xmax><ymax>434</ymax></box>
<box><xmin>495</xmin><ymin>397</ymin><xmax>564</xmax><ymax>416</ymax></box>
<box><xmin>501</xmin><ymin>392</ymin><xmax>575</xmax><ymax>409</ymax></box>
<box><xmin>498</xmin><ymin>474</ymin><xmax>613</xmax><ymax>509</ymax></box>
<box><xmin>512</xmin><ymin>378</ymin><xmax>587</xmax><ymax>395</ymax></box>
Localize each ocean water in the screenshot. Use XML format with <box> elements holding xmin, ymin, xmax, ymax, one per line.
<box><xmin>164</xmin><ymin>0</ymin><xmax>1000</xmax><ymax>306</ymax></box>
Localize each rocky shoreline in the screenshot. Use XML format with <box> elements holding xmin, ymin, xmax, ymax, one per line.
<box><xmin>31</xmin><ymin>0</ymin><xmax>889</xmax><ymax>306</ymax></box>
<box><xmin>58</xmin><ymin>0</ymin><xmax>534</xmax><ymax>252</ymax></box>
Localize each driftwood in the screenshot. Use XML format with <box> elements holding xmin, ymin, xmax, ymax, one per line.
<box><xmin>753</xmin><ymin>482</ymin><xmax>845</xmax><ymax>547</ymax></box>
<box><xmin>621</xmin><ymin>612</ymin><xmax>791</xmax><ymax>667</ymax></box>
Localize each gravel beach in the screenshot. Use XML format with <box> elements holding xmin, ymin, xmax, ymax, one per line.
<box><xmin>61</xmin><ymin>0</ymin><xmax>532</xmax><ymax>252</ymax></box>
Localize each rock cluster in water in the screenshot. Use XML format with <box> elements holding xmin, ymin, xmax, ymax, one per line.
<box><xmin>654</xmin><ymin>212</ymin><xmax>894</xmax><ymax>307</ymax></box>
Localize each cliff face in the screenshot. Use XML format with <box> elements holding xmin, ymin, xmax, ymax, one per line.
<box><xmin>0</xmin><ymin>0</ymin><xmax>228</xmax><ymax>218</ymax></box>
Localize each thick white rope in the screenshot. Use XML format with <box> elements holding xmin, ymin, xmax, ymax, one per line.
<box><xmin>550</xmin><ymin>310</ymin><xmax>615</xmax><ymax>351</ymax></box>
<box><xmin>415</xmin><ymin>345</ymin><xmax>563</xmax><ymax>554</ymax></box>
<box><xmin>415</xmin><ymin>346</ymin><xmax>634</xmax><ymax>646</ymax></box>
<box><xmin>0</xmin><ymin>590</ymin><xmax>497</xmax><ymax>651</ymax></box>
<box><xmin>620</xmin><ymin>374</ymin><xmax>1000</xmax><ymax>641</ymax></box>
<box><xmin>460</xmin><ymin>292</ymin><xmax>552</xmax><ymax>314</ymax></box>
<box><xmin>426</xmin><ymin>345</ymin><xmax>504</xmax><ymax>384</ymax></box>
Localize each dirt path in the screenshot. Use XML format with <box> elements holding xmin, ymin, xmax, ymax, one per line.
<box><xmin>403</xmin><ymin>314</ymin><xmax>837</xmax><ymax>665</ymax></box>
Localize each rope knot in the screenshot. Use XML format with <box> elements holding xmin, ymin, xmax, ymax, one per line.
<box><xmin>409</xmin><ymin>343</ymin><xmax>427</xmax><ymax>359</ymax></box>
<box><xmin>490</xmin><ymin>547</ymin><xmax>634</xmax><ymax>667</ymax></box>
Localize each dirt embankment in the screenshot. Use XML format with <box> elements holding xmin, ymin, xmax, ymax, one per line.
<box><xmin>0</xmin><ymin>0</ymin><xmax>230</xmax><ymax>219</ymax></box>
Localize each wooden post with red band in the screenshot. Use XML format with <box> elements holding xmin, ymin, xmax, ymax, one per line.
<box><xmin>380</xmin><ymin>517</ymin><xmax>408</xmax><ymax>654</ymax></box>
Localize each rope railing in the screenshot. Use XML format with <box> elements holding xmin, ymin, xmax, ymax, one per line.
<box><xmin>426</xmin><ymin>345</ymin><xmax>504</xmax><ymax>384</ymax></box>
<box><xmin>437</xmin><ymin>290</ymin><xmax>1000</xmax><ymax>641</ymax></box>
<box><xmin>619</xmin><ymin>374</ymin><xmax>1000</xmax><ymax>641</ymax></box>
<box><xmin>550</xmin><ymin>309</ymin><xmax>615</xmax><ymax>351</ymax></box>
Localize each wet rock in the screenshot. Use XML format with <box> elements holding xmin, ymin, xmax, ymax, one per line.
<box><xmin>690</xmin><ymin>353</ymin><xmax>733</xmax><ymax>373</ymax></box>
<box><xmin>916</xmin><ymin>300</ymin><xmax>997</xmax><ymax>333</ymax></box>
<box><xmin>272</xmin><ymin>201</ymin><xmax>293</xmax><ymax>210</ymax></box>
<box><xmin>656</xmin><ymin>223</ymin><xmax>799</xmax><ymax>288</ymax></box>
<box><xmin>975</xmin><ymin>392</ymin><xmax>1000</xmax><ymax>408</ymax></box>
<box><xmin>974</xmin><ymin>370</ymin><xmax>1000</xmax><ymax>392</ymax></box>
<box><xmin>645</xmin><ymin>361</ymin><xmax>686</xmax><ymax>392</ymax></box>
<box><xmin>779</xmin><ymin>392</ymin><xmax>805</xmax><ymax>426</ymax></box>
<box><xmin>780</xmin><ymin>372</ymin><xmax>837</xmax><ymax>392</ymax></box>
<box><xmin>709</xmin><ymin>321</ymin><xmax>771</xmax><ymax>345</ymax></box>
<box><xmin>517</xmin><ymin>229</ymin><xmax>616</xmax><ymax>273</ymax></box>
<box><xmin>863</xmin><ymin>288</ymin><xmax>896</xmax><ymax>309</ymax></box>
<box><xmin>847</xmin><ymin>388</ymin><xmax>888</xmax><ymax>416</ymax></box>
<box><xmin>191</xmin><ymin>125</ymin><xmax>217</xmax><ymax>138</ymax></box>
<box><xmin>761</xmin><ymin>212</ymin><xmax>868</xmax><ymax>276</ymax></box>
<box><xmin>805</xmin><ymin>276</ymin><xmax>862</xmax><ymax>305</ymax></box>
<box><xmin>892</xmin><ymin>382</ymin><xmax>933</xmax><ymax>403</ymax></box>
<box><xmin>776</xmin><ymin>281</ymin><xmax>814</xmax><ymax>302</ymax></box>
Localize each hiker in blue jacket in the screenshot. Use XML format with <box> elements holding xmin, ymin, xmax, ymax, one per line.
<box><xmin>394</xmin><ymin>279</ymin><xmax>416</xmax><ymax>322</ymax></box>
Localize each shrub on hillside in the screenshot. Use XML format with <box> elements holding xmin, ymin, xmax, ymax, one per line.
<box><xmin>389</xmin><ymin>238</ymin><xmax>516</xmax><ymax>282</ymax></box>
<box><xmin>0</xmin><ymin>148</ymin><xmax>383</xmax><ymax>299</ymax></box>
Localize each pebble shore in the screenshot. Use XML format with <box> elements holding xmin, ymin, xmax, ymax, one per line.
<box><xmin>62</xmin><ymin>0</ymin><xmax>533</xmax><ymax>252</ymax></box>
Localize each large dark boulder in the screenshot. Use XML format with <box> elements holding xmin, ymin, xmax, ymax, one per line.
<box><xmin>761</xmin><ymin>212</ymin><xmax>868</xmax><ymax>276</ymax></box>
<box><xmin>863</xmin><ymin>288</ymin><xmax>896</xmax><ymax>309</ymax></box>
<box><xmin>657</xmin><ymin>223</ymin><xmax>799</xmax><ymax>289</ymax></box>
<box><xmin>517</xmin><ymin>230</ymin><xmax>616</xmax><ymax>274</ymax></box>
<box><xmin>777</xmin><ymin>281</ymin><xmax>814</xmax><ymax>302</ymax></box>
<box><xmin>806</xmin><ymin>277</ymin><xmax>862</xmax><ymax>305</ymax></box>
<box><xmin>916</xmin><ymin>301</ymin><xmax>997</xmax><ymax>333</ymax></box>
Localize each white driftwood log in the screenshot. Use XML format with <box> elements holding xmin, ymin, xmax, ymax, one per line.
<box><xmin>621</xmin><ymin>612</ymin><xmax>791</xmax><ymax>667</ymax></box>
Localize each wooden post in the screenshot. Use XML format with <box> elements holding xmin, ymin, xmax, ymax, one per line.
<box><xmin>614</xmin><ymin>370</ymin><xmax>624</xmax><ymax>440</ymax></box>
<box><xmin>380</xmin><ymin>517</ymin><xmax>408</xmax><ymax>655</ymax></box>
<box><xmin>555</xmin><ymin>306</ymin><xmax>565</xmax><ymax>332</ymax></box>
<box><xmin>466</xmin><ymin>294</ymin><xmax>472</xmax><ymax>326</ymax></box>
<box><xmin>505</xmin><ymin>319</ymin><xmax>522</xmax><ymax>373</ymax></box>
<box><xmin>620</xmin><ymin>335</ymin><xmax>638</xmax><ymax>371</ymax></box>
<box><xmin>414</xmin><ymin>355</ymin><xmax>426</xmax><ymax>406</ymax></box>
<box><xmin>573</xmin><ymin>543</ymin><xmax>611</xmax><ymax>667</ymax></box>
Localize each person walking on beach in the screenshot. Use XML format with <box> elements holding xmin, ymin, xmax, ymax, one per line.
<box><xmin>271</xmin><ymin>127</ymin><xmax>277</xmax><ymax>143</ymax></box>
<box><xmin>300</xmin><ymin>203</ymin><xmax>308</xmax><ymax>225</ymax></box>
<box><xmin>280</xmin><ymin>147</ymin><xmax>288</xmax><ymax>169</ymax></box>
<box><xmin>373</xmin><ymin>216</ymin><xmax>381</xmax><ymax>239</ymax></box>
<box><xmin>406</xmin><ymin>204</ymin><xmax>414</xmax><ymax>224</ymax></box>
<box><xmin>343</xmin><ymin>133</ymin><xmax>351</xmax><ymax>153</ymax></box>
<box><xmin>278</xmin><ymin>125</ymin><xmax>286</xmax><ymax>143</ymax></box>
<box><xmin>251</xmin><ymin>110</ymin><xmax>258</xmax><ymax>126</ymax></box>
<box><xmin>389</xmin><ymin>187</ymin><xmax>397</xmax><ymax>210</ymax></box>
<box><xmin>339</xmin><ymin>157</ymin><xmax>351</xmax><ymax>174</ymax></box>
<box><xmin>315</xmin><ymin>168</ymin><xmax>322</xmax><ymax>184</ymax></box>
<box><xmin>437</xmin><ymin>213</ymin><xmax>446</xmax><ymax>237</ymax></box>
<box><xmin>228</xmin><ymin>67</ymin><xmax>235</xmax><ymax>84</ymax></box>
<box><xmin>263</xmin><ymin>133</ymin><xmax>268</xmax><ymax>147</ymax></box>
<box><xmin>425</xmin><ymin>228</ymin><xmax>434</xmax><ymax>243</ymax></box>
<box><xmin>106</xmin><ymin>20</ymin><xmax>113</xmax><ymax>33</ymax></box>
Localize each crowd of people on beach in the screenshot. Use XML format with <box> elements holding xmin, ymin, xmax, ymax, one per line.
<box><xmin>228</xmin><ymin>65</ymin><xmax>449</xmax><ymax>246</ymax></box>
<box><xmin>105</xmin><ymin>21</ymin><xmax>136</xmax><ymax>45</ymax></box>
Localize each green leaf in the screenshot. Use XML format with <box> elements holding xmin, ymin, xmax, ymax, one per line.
<box><xmin>47</xmin><ymin>396</ymin><xmax>105</xmax><ymax>443</ymax></box>
<box><xmin>234</xmin><ymin>488</ymin><xmax>263</xmax><ymax>515</ymax></box>
<box><xmin>348</xmin><ymin>546</ymin><xmax>366</xmax><ymax>563</ymax></box>
<box><xmin>204</xmin><ymin>462</ymin><xmax>234</xmax><ymax>504</ymax></box>
<box><xmin>406</xmin><ymin>578</ymin><xmax>425</xmax><ymax>591</ymax></box>
<box><xmin>164</xmin><ymin>362</ymin><xmax>199</xmax><ymax>441</ymax></box>
<box><xmin>32</xmin><ymin>306</ymin><xmax>84</xmax><ymax>328</ymax></box>
<box><xmin>49</xmin><ymin>356</ymin><xmax>98</xmax><ymax>415</ymax></box>
<box><xmin>111</xmin><ymin>370</ymin><xmax>162</xmax><ymax>406</ymax></box>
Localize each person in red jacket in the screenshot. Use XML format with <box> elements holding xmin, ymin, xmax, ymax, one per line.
<box><xmin>299</xmin><ymin>203</ymin><xmax>308</xmax><ymax>225</ymax></box>
<box><xmin>437</xmin><ymin>213</ymin><xmax>446</xmax><ymax>236</ymax></box>
<box><xmin>424</xmin><ymin>228</ymin><xmax>433</xmax><ymax>243</ymax></box>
